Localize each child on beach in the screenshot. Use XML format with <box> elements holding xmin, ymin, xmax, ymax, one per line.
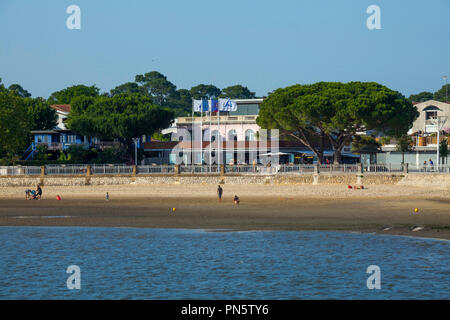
<box><xmin>25</xmin><ymin>189</ymin><xmax>31</xmax><ymax>200</ymax></box>
<box><xmin>234</xmin><ymin>195</ymin><xmax>240</xmax><ymax>205</ymax></box>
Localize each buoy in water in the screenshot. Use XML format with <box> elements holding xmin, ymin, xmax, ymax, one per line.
<box><xmin>56</xmin><ymin>195</ymin><xmax>61</xmax><ymax>201</ymax></box>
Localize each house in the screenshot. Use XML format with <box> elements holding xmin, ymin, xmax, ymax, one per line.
<box><xmin>376</xmin><ymin>100</ymin><xmax>450</xmax><ymax>165</ymax></box>
<box><xmin>24</xmin><ymin>104</ymin><xmax>100</xmax><ymax>160</ymax></box>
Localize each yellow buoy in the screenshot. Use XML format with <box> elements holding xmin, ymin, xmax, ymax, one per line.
<box><xmin>414</xmin><ymin>208</ymin><xmax>419</xmax><ymax>213</ymax></box>
<box><xmin>172</xmin><ymin>207</ymin><xmax>176</xmax><ymax>212</ymax></box>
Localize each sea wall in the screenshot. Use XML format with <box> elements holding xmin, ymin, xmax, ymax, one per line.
<box><xmin>1</xmin><ymin>173</ymin><xmax>447</xmax><ymax>187</ymax></box>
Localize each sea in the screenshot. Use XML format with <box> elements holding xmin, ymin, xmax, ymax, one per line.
<box><xmin>0</xmin><ymin>227</ymin><xmax>448</xmax><ymax>299</ymax></box>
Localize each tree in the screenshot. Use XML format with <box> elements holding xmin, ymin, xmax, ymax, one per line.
<box><xmin>351</xmin><ymin>135</ymin><xmax>381</xmax><ymax>154</ymax></box>
<box><xmin>439</xmin><ymin>138</ymin><xmax>448</xmax><ymax>164</ymax></box>
<box><xmin>8</xmin><ymin>84</ymin><xmax>31</xmax><ymax>98</ymax></box>
<box><xmin>48</xmin><ymin>85</ymin><xmax>100</xmax><ymax>104</ymax></box>
<box><xmin>24</xmin><ymin>97</ymin><xmax>58</xmax><ymax>130</ymax></box>
<box><xmin>190</xmin><ymin>84</ymin><xmax>221</xmax><ymax>100</ymax></box>
<box><xmin>66</xmin><ymin>93</ymin><xmax>174</xmax><ymax>153</ymax></box>
<box><xmin>220</xmin><ymin>85</ymin><xmax>256</xmax><ymax>99</ymax></box>
<box><xmin>166</xmin><ymin>89</ymin><xmax>192</xmax><ymax>117</ymax></box>
<box><xmin>434</xmin><ymin>84</ymin><xmax>450</xmax><ymax>102</ymax></box>
<box><xmin>110</xmin><ymin>82</ymin><xmax>144</xmax><ymax>97</ymax></box>
<box><xmin>135</xmin><ymin>71</ymin><xmax>176</xmax><ymax>105</ymax></box>
<box><xmin>409</xmin><ymin>91</ymin><xmax>433</xmax><ymax>102</ymax></box>
<box><xmin>257</xmin><ymin>82</ymin><xmax>419</xmax><ymax>164</ymax></box>
<box><xmin>395</xmin><ymin>135</ymin><xmax>414</xmax><ymax>164</ymax></box>
<box><xmin>0</xmin><ymin>91</ymin><xmax>31</xmax><ymax>158</ymax></box>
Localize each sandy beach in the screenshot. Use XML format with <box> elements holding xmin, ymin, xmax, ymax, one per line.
<box><xmin>0</xmin><ymin>184</ymin><xmax>449</xmax><ymax>239</ymax></box>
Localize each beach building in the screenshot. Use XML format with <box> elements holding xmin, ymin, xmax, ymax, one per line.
<box><xmin>373</xmin><ymin>100</ymin><xmax>450</xmax><ymax>165</ymax></box>
<box><xmin>24</xmin><ymin>104</ymin><xmax>103</xmax><ymax>160</ymax></box>
<box><xmin>143</xmin><ymin>99</ymin><xmax>359</xmax><ymax>165</ymax></box>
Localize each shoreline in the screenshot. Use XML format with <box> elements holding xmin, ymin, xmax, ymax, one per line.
<box><xmin>1</xmin><ymin>225</ymin><xmax>449</xmax><ymax>242</ymax></box>
<box><xmin>0</xmin><ymin>184</ymin><xmax>449</xmax><ymax>240</ymax></box>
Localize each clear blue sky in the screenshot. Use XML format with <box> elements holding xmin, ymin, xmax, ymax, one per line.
<box><xmin>1</xmin><ymin>0</ymin><xmax>449</xmax><ymax>98</ymax></box>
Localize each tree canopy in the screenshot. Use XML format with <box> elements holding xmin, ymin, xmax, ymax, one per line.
<box><xmin>8</xmin><ymin>84</ymin><xmax>31</xmax><ymax>98</ymax></box>
<box><xmin>257</xmin><ymin>82</ymin><xmax>418</xmax><ymax>164</ymax></box>
<box><xmin>48</xmin><ymin>85</ymin><xmax>100</xmax><ymax>104</ymax></box>
<box><xmin>409</xmin><ymin>91</ymin><xmax>434</xmax><ymax>102</ymax></box>
<box><xmin>433</xmin><ymin>84</ymin><xmax>450</xmax><ymax>102</ymax></box>
<box><xmin>24</xmin><ymin>97</ymin><xmax>57</xmax><ymax>130</ymax></box>
<box><xmin>0</xmin><ymin>91</ymin><xmax>31</xmax><ymax>158</ymax></box>
<box><xmin>220</xmin><ymin>85</ymin><xmax>256</xmax><ymax>99</ymax></box>
<box><xmin>66</xmin><ymin>94</ymin><xmax>174</xmax><ymax>145</ymax></box>
<box><xmin>190</xmin><ymin>84</ymin><xmax>221</xmax><ymax>100</ymax></box>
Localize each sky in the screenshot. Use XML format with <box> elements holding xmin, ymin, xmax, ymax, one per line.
<box><xmin>0</xmin><ymin>0</ymin><xmax>449</xmax><ymax>99</ymax></box>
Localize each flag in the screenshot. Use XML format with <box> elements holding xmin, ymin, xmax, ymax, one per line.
<box><xmin>193</xmin><ymin>99</ymin><xmax>209</xmax><ymax>112</ymax></box>
<box><xmin>209</xmin><ymin>99</ymin><xmax>218</xmax><ymax>112</ymax></box>
<box><xmin>218</xmin><ymin>98</ymin><xmax>237</xmax><ymax>111</ymax></box>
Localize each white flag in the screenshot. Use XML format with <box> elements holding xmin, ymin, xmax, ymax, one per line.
<box><xmin>218</xmin><ymin>98</ymin><xmax>237</xmax><ymax>111</ymax></box>
<box><xmin>193</xmin><ymin>99</ymin><xmax>208</xmax><ymax>112</ymax></box>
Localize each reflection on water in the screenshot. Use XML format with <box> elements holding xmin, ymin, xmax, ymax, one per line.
<box><xmin>0</xmin><ymin>227</ymin><xmax>448</xmax><ymax>299</ymax></box>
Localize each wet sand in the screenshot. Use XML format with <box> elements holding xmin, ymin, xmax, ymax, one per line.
<box><xmin>0</xmin><ymin>184</ymin><xmax>449</xmax><ymax>239</ymax></box>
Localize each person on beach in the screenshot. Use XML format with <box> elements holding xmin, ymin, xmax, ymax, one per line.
<box><xmin>234</xmin><ymin>195</ymin><xmax>240</xmax><ymax>205</ymax></box>
<box><xmin>25</xmin><ymin>189</ymin><xmax>31</xmax><ymax>200</ymax></box>
<box><xmin>217</xmin><ymin>185</ymin><xmax>223</xmax><ymax>201</ymax></box>
<box><xmin>106</xmin><ymin>192</ymin><xmax>110</xmax><ymax>201</ymax></box>
<box><xmin>36</xmin><ymin>184</ymin><xmax>42</xmax><ymax>200</ymax></box>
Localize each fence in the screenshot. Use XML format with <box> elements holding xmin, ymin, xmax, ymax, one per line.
<box><xmin>1</xmin><ymin>164</ymin><xmax>449</xmax><ymax>176</ymax></box>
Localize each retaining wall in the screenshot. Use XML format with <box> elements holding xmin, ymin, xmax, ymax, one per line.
<box><xmin>1</xmin><ymin>173</ymin><xmax>447</xmax><ymax>187</ymax></box>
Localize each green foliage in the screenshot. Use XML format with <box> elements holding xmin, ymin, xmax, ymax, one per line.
<box><xmin>8</xmin><ymin>84</ymin><xmax>31</xmax><ymax>98</ymax></box>
<box><xmin>151</xmin><ymin>132</ymin><xmax>170</xmax><ymax>141</ymax></box>
<box><xmin>220</xmin><ymin>85</ymin><xmax>256</xmax><ymax>99</ymax></box>
<box><xmin>67</xmin><ymin>94</ymin><xmax>174</xmax><ymax>143</ymax></box>
<box><xmin>433</xmin><ymin>84</ymin><xmax>450</xmax><ymax>102</ymax></box>
<box><xmin>24</xmin><ymin>97</ymin><xmax>57</xmax><ymax>130</ymax></box>
<box><xmin>257</xmin><ymin>82</ymin><xmax>418</xmax><ymax>164</ymax></box>
<box><xmin>0</xmin><ymin>91</ymin><xmax>31</xmax><ymax>159</ymax></box>
<box><xmin>35</xmin><ymin>144</ymin><xmax>50</xmax><ymax>161</ymax></box>
<box><xmin>48</xmin><ymin>85</ymin><xmax>100</xmax><ymax>104</ymax></box>
<box><xmin>166</xmin><ymin>89</ymin><xmax>192</xmax><ymax>117</ymax></box>
<box><xmin>135</xmin><ymin>71</ymin><xmax>176</xmax><ymax>105</ymax></box>
<box><xmin>190</xmin><ymin>84</ymin><xmax>221</xmax><ymax>100</ymax></box>
<box><xmin>409</xmin><ymin>91</ymin><xmax>434</xmax><ymax>102</ymax></box>
<box><xmin>351</xmin><ymin>135</ymin><xmax>381</xmax><ymax>154</ymax></box>
<box><xmin>110</xmin><ymin>82</ymin><xmax>143</xmax><ymax>96</ymax></box>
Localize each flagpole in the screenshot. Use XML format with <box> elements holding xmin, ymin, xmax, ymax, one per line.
<box><xmin>191</xmin><ymin>98</ymin><xmax>194</xmax><ymax>165</ymax></box>
<box><xmin>200</xmin><ymin>100</ymin><xmax>203</xmax><ymax>165</ymax></box>
<box><xmin>218</xmin><ymin>103</ymin><xmax>220</xmax><ymax>165</ymax></box>
<box><xmin>209</xmin><ymin>102</ymin><xmax>212</xmax><ymax>170</ymax></box>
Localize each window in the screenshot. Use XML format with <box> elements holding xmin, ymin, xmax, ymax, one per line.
<box><xmin>245</xmin><ymin>129</ymin><xmax>256</xmax><ymax>141</ymax></box>
<box><xmin>228</xmin><ymin>130</ymin><xmax>238</xmax><ymax>141</ymax></box>
<box><xmin>424</xmin><ymin>106</ymin><xmax>439</xmax><ymax>120</ymax></box>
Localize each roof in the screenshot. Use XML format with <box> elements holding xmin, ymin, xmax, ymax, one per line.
<box><xmin>50</xmin><ymin>104</ymin><xmax>71</xmax><ymax>113</ymax></box>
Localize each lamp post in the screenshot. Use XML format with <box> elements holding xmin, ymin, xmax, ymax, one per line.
<box><xmin>436</xmin><ymin>116</ymin><xmax>448</xmax><ymax>166</ymax></box>
<box><xmin>132</xmin><ymin>137</ymin><xmax>139</xmax><ymax>165</ymax></box>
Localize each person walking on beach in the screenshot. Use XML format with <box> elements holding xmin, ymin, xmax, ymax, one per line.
<box><xmin>106</xmin><ymin>192</ymin><xmax>110</xmax><ymax>201</ymax></box>
<box><xmin>217</xmin><ymin>185</ymin><xmax>223</xmax><ymax>201</ymax></box>
<box><xmin>233</xmin><ymin>195</ymin><xmax>240</xmax><ymax>205</ymax></box>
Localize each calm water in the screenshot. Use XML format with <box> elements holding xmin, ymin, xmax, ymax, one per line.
<box><xmin>0</xmin><ymin>227</ymin><xmax>448</xmax><ymax>299</ymax></box>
